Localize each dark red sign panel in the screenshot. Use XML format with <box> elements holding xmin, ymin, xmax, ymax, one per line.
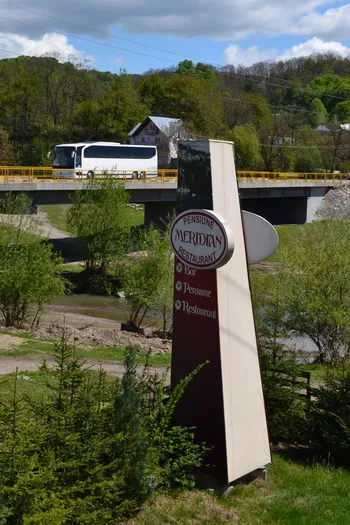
<box><xmin>171</xmin><ymin>258</ymin><xmax>228</xmax><ymax>482</ymax></box>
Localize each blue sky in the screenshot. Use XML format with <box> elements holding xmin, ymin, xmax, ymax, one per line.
<box><xmin>0</xmin><ymin>1</ymin><xmax>349</xmax><ymax>72</ymax></box>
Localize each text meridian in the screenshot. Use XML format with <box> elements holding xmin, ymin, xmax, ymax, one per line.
<box><xmin>174</xmin><ymin>228</ymin><xmax>223</xmax><ymax>249</ymax></box>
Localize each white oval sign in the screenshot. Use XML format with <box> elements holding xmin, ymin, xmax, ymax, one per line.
<box><xmin>170</xmin><ymin>209</ymin><xmax>234</xmax><ymax>270</ymax></box>
<box><xmin>242</xmin><ymin>211</ymin><xmax>278</xmax><ymax>265</ymax></box>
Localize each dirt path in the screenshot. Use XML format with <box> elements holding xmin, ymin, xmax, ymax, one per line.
<box><xmin>0</xmin><ymin>212</ymin><xmax>69</xmax><ymax>240</ymax></box>
<box><xmin>0</xmin><ymin>355</ymin><xmax>168</xmax><ymax>378</ymax></box>
<box><xmin>0</xmin><ymin>311</ymin><xmax>171</xmax><ymax>378</ymax></box>
<box><xmin>35</xmin><ymin>210</ymin><xmax>69</xmax><ymax>239</ymax></box>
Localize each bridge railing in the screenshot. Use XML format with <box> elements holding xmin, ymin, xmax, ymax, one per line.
<box><xmin>238</xmin><ymin>171</ymin><xmax>349</xmax><ymax>182</ymax></box>
<box><xmin>0</xmin><ymin>167</ymin><xmax>348</xmax><ymax>183</ymax></box>
<box><xmin>0</xmin><ymin>168</ymin><xmax>179</xmax><ymax>183</ymax></box>
<box><xmin>0</xmin><ymin>166</ymin><xmax>54</xmax><ymax>182</ymax></box>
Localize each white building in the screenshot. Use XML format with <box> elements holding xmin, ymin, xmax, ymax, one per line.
<box><xmin>128</xmin><ymin>116</ymin><xmax>192</xmax><ymax>167</ymax></box>
<box><xmin>315</xmin><ymin>124</ymin><xmax>350</xmax><ymax>132</ymax></box>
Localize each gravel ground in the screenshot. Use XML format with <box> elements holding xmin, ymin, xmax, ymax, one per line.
<box><xmin>35</xmin><ymin>310</ymin><xmax>172</xmax><ymax>355</ymax></box>
<box><xmin>0</xmin><ymin>334</ymin><xmax>25</xmax><ymax>349</ymax></box>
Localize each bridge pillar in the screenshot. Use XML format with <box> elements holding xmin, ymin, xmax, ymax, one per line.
<box><xmin>144</xmin><ymin>201</ymin><xmax>176</xmax><ymax>229</ymax></box>
<box><xmin>306</xmin><ymin>187</ymin><xmax>329</xmax><ymax>222</ymax></box>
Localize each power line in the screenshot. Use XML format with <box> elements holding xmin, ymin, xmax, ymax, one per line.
<box><xmin>0</xmin><ymin>0</ymin><xmax>349</xmax><ymax>103</ymax></box>
<box><xmin>0</xmin><ymin>48</ymin><xmax>320</xmax><ymax>117</ymax></box>
<box><xmin>229</xmin><ymin>97</ymin><xmax>312</xmax><ymax>115</ymax></box>
<box><xmin>260</xmin><ymin>143</ymin><xmax>350</xmax><ymax>149</ymax></box>
<box><xmin>0</xmin><ymin>14</ymin><xmax>315</xmax><ymax>107</ymax></box>
<box><xmin>1</xmin><ymin>0</ymin><xmax>350</xmax><ymax>103</ymax></box>
<box><xmin>218</xmin><ymin>68</ymin><xmax>349</xmax><ymax>103</ymax></box>
<box><xmin>0</xmin><ymin>46</ymin><xmax>20</xmax><ymax>56</ymax></box>
<box><xmin>0</xmin><ymin>41</ymin><xmax>313</xmax><ymax>116</ymax></box>
<box><xmin>219</xmin><ymin>65</ymin><xmax>347</xmax><ymax>101</ymax></box>
<box><xmin>0</xmin><ymin>0</ymin><xmax>202</xmax><ymax>62</ymax></box>
<box><xmin>0</xmin><ymin>46</ymin><xmax>347</xmax><ymax>151</ymax></box>
<box><xmin>0</xmin><ymin>13</ymin><xmax>347</xmax><ymax>116</ymax></box>
<box><xmin>0</xmin><ymin>15</ymin><xmax>176</xmax><ymax>64</ymax></box>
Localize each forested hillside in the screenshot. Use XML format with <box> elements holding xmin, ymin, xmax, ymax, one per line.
<box><xmin>0</xmin><ymin>53</ymin><xmax>350</xmax><ymax>171</ymax></box>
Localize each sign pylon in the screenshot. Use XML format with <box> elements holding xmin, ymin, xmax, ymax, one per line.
<box><xmin>171</xmin><ymin>140</ymin><xmax>271</xmax><ymax>485</ymax></box>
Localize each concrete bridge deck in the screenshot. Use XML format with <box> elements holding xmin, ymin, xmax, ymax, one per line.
<box><xmin>0</xmin><ymin>177</ymin><xmax>347</xmax><ymax>226</ymax></box>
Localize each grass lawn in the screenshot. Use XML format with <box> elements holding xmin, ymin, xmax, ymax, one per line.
<box><xmin>298</xmin><ymin>363</ymin><xmax>330</xmax><ymax>382</ymax></box>
<box><xmin>0</xmin><ymin>370</ymin><xmax>348</xmax><ymax>525</ymax></box>
<box><xmin>39</xmin><ymin>203</ymin><xmax>145</xmax><ymax>234</ymax></box>
<box><xmin>125</xmin><ymin>454</ymin><xmax>350</xmax><ymax>524</ymax></box>
<box><xmin>266</xmin><ymin>223</ymin><xmax>314</xmax><ymax>263</ymax></box>
<box><xmin>128</xmin><ymin>204</ymin><xmax>145</xmax><ymax>226</ymax></box>
<box><xmin>39</xmin><ymin>204</ymin><xmax>71</xmax><ymax>233</ymax></box>
<box><xmin>58</xmin><ymin>263</ymin><xmax>85</xmax><ymax>274</ymax></box>
<box><xmin>0</xmin><ymin>370</ymin><xmax>53</xmax><ymax>401</ymax></box>
<box><xmin>249</xmin><ymin>224</ymin><xmax>304</xmax><ymax>278</ymax></box>
<box><xmin>0</xmin><ymin>331</ymin><xmax>332</xmax><ymax>376</ymax></box>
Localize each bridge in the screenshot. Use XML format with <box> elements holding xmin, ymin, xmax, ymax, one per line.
<box><xmin>0</xmin><ymin>167</ymin><xmax>348</xmax><ymax>226</ymax></box>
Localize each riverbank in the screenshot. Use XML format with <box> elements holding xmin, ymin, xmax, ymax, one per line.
<box><xmin>37</xmin><ymin>308</ymin><xmax>171</xmax><ymax>354</ymax></box>
<box><xmin>0</xmin><ymin>304</ymin><xmax>171</xmax><ymax>353</ymax></box>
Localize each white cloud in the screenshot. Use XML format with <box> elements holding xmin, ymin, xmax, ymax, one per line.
<box><xmin>223</xmin><ymin>38</ymin><xmax>350</xmax><ymax>66</ymax></box>
<box><xmin>0</xmin><ymin>32</ymin><xmax>91</xmax><ymax>62</ymax></box>
<box><xmin>0</xmin><ymin>1</ymin><xmax>348</xmax><ymax>73</ymax></box>
<box><xmin>0</xmin><ymin>1</ymin><xmax>343</xmax><ymax>41</ymax></box>
<box><xmin>294</xmin><ymin>5</ymin><xmax>350</xmax><ymax>40</ymax></box>
<box><xmin>278</xmin><ymin>37</ymin><xmax>350</xmax><ymax>60</ymax></box>
<box><xmin>223</xmin><ymin>45</ymin><xmax>276</xmax><ymax>67</ymax></box>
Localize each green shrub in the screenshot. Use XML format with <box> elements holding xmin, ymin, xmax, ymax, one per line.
<box><xmin>309</xmin><ymin>364</ymin><xmax>350</xmax><ymax>465</ymax></box>
<box><xmin>116</xmin><ymin>224</ymin><xmax>173</xmax><ymax>333</ymax></box>
<box><xmin>0</xmin><ymin>339</ymin><xmax>207</xmax><ymax>523</ymax></box>
<box><xmin>0</xmin><ymin>192</ymin><xmax>66</xmax><ymax>328</ymax></box>
<box><xmin>253</xmin><ymin>276</ymin><xmax>308</xmax><ymax>444</ymax></box>
<box><xmin>0</xmin><ymin>239</ymin><xmax>65</xmax><ymax>328</ymax></box>
<box><xmin>259</xmin><ymin>343</ymin><xmax>308</xmax><ymax>444</ymax></box>
<box><xmin>67</xmin><ymin>178</ymin><xmax>132</xmax><ymax>275</ymax></box>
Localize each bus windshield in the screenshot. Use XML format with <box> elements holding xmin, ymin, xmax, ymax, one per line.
<box><xmin>53</xmin><ymin>146</ymin><xmax>75</xmax><ymax>169</ymax></box>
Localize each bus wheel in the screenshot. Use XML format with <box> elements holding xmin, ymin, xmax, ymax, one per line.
<box><xmin>87</xmin><ymin>171</ymin><xmax>94</xmax><ymax>179</ymax></box>
<box><xmin>132</xmin><ymin>171</ymin><xmax>138</xmax><ymax>179</ymax></box>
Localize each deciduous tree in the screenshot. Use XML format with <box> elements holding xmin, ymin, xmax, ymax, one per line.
<box><xmin>0</xmin><ymin>128</ymin><xmax>14</xmax><ymax>165</ymax></box>
<box><xmin>228</xmin><ymin>124</ymin><xmax>262</xmax><ymax>170</ymax></box>
<box><xmin>117</xmin><ymin>225</ymin><xmax>173</xmax><ymax>333</ymax></box>
<box><xmin>310</xmin><ymin>98</ymin><xmax>328</xmax><ymax>128</ymax></box>
<box><xmin>268</xmin><ymin>222</ymin><xmax>350</xmax><ymax>363</ymax></box>
<box><xmin>68</xmin><ymin>177</ymin><xmax>132</xmax><ymax>275</ymax></box>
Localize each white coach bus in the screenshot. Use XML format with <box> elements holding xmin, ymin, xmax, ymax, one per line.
<box><xmin>49</xmin><ymin>142</ymin><xmax>158</xmax><ymax>178</ymax></box>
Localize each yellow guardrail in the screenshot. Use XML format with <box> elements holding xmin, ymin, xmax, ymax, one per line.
<box><xmin>0</xmin><ymin>167</ymin><xmax>348</xmax><ymax>183</ymax></box>
<box><xmin>237</xmin><ymin>171</ymin><xmax>349</xmax><ymax>182</ymax></box>
<box><xmin>0</xmin><ymin>166</ymin><xmax>53</xmax><ymax>182</ymax></box>
<box><xmin>0</xmin><ymin>168</ymin><xmax>179</xmax><ymax>183</ymax></box>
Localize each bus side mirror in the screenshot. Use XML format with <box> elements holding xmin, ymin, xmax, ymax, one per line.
<box><xmin>71</xmin><ymin>151</ymin><xmax>75</xmax><ymax>158</ymax></box>
<box><xmin>47</xmin><ymin>150</ymin><xmax>52</xmax><ymax>159</ymax></box>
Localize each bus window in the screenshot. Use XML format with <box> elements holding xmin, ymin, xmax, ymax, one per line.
<box><xmin>53</xmin><ymin>146</ymin><xmax>75</xmax><ymax>168</ymax></box>
<box><xmin>75</xmin><ymin>146</ymin><xmax>83</xmax><ymax>168</ymax></box>
<box><xmin>83</xmin><ymin>145</ymin><xmax>156</xmax><ymax>159</ymax></box>
<box><xmin>128</xmin><ymin>147</ymin><xmax>156</xmax><ymax>159</ymax></box>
